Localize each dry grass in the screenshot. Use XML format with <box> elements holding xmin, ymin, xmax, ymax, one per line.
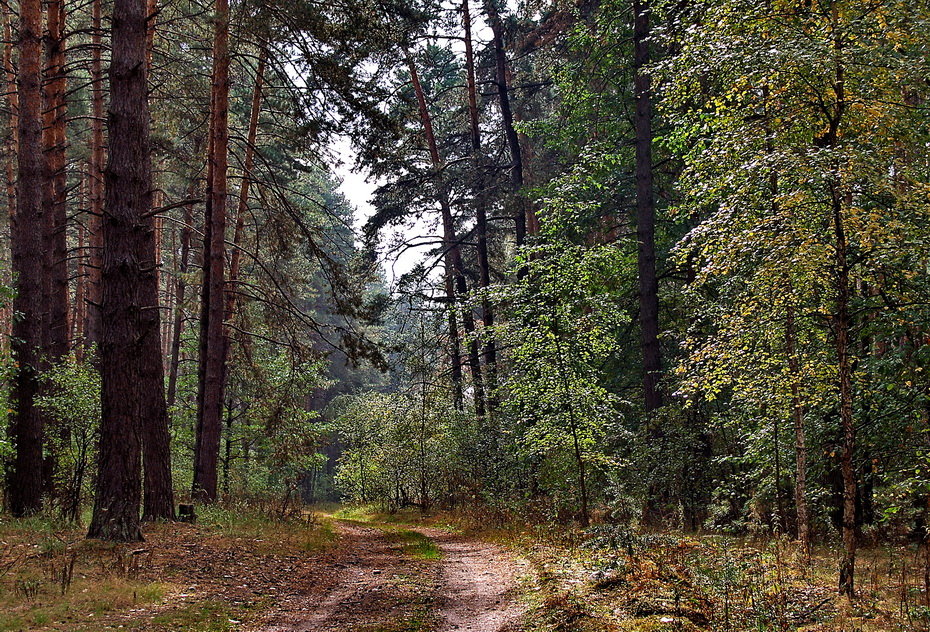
<box><xmin>0</xmin><ymin>504</ymin><xmax>338</xmax><ymax>631</ymax></box>
<box><xmin>498</xmin><ymin>526</ymin><xmax>930</xmax><ymax>632</ymax></box>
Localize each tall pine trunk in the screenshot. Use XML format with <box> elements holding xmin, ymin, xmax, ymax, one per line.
<box><xmin>633</xmin><ymin>0</ymin><xmax>662</xmax><ymax>412</ymax></box>
<box><xmin>88</xmin><ymin>0</ymin><xmax>154</xmax><ymax>542</ymax></box>
<box><xmin>2</xmin><ymin>8</ymin><xmax>17</xmax><ymax>358</ymax></box>
<box><xmin>167</xmin><ymin>191</ymin><xmax>195</xmax><ymax>409</ymax></box>
<box><xmin>85</xmin><ymin>0</ymin><xmax>105</xmax><ymax>349</ymax></box>
<box><xmin>224</xmin><ymin>47</ymin><xmax>265</xmax><ymax>346</ymax></box>
<box><xmin>483</xmin><ymin>0</ymin><xmax>527</xmax><ymax>248</ymax></box>
<box><xmin>405</xmin><ymin>50</ymin><xmax>465</xmax><ymax>411</ymax></box>
<box><xmin>462</xmin><ymin>0</ymin><xmax>497</xmax><ymax>406</ymax></box>
<box><xmin>42</xmin><ymin>0</ymin><xmax>69</xmax><ymax>362</ymax></box>
<box><xmin>193</xmin><ymin>0</ymin><xmax>230</xmax><ymax>503</ymax></box>
<box><xmin>138</xmin><ymin>0</ymin><xmax>174</xmax><ymax>523</ymax></box>
<box><xmin>8</xmin><ymin>0</ymin><xmax>46</xmax><ymax>517</ymax></box>
<box><xmin>41</xmin><ymin>0</ymin><xmax>71</xmax><ymax>500</ymax></box>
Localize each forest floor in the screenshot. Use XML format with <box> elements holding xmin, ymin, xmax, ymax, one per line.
<box><xmin>2</xmin><ymin>505</ymin><xmax>928</xmax><ymax>632</ymax></box>
<box><xmin>0</xmin><ymin>505</ymin><xmax>528</xmax><ymax>632</ymax></box>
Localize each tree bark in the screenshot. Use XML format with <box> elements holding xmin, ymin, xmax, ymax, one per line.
<box><xmin>145</xmin><ymin>0</ymin><xmax>158</xmax><ymax>70</ymax></box>
<box><xmin>483</xmin><ymin>0</ymin><xmax>527</xmax><ymax>248</ymax></box>
<box><xmin>633</xmin><ymin>0</ymin><xmax>662</xmax><ymax>412</ymax></box>
<box><xmin>134</xmin><ymin>0</ymin><xmax>174</xmax><ymax>522</ymax></box>
<box><xmin>88</xmin><ymin>0</ymin><xmax>155</xmax><ymax>542</ymax></box>
<box><xmin>167</xmin><ymin>190</ymin><xmax>195</xmax><ymax>409</ymax></box>
<box><xmin>2</xmin><ymin>7</ymin><xmax>17</xmax><ymax>358</ymax></box>
<box><xmin>140</xmin><ymin>263</ymin><xmax>174</xmax><ymax>521</ymax></box>
<box><xmin>825</xmin><ymin>5</ymin><xmax>856</xmax><ymax>597</ymax></box>
<box><xmin>41</xmin><ymin>0</ymin><xmax>71</xmax><ymax>501</ymax></box>
<box><xmin>193</xmin><ymin>0</ymin><xmax>231</xmax><ymax>503</ymax></box>
<box><xmin>224</xmin><ymin>47</ymin><xmax>265</xmax><ymax>340</ymax></box>
<box><xmin>8</xmin><ymin>0</ymin><xmax>46</xmax><ymax>518</ymax></box>
<box><xmin>42</xmin><ymin>0</ymin><xmax>69</xmax><ymax>361</ymax></box>
<box><xmin>85</xmin><ymin>0</ymin><xmax>106</xmax><ymax>349</ymax></box>
<box><xmin>405</xmin><ymin>50</ymin><xmax>465</xmax><ymax>411</ymax></box>
<box><xmin>462</xmin><ymin>0</ymin><xmax>497</xmax><ymax>404</ymax></box>
<box><xmin>786</xmin><ymin>303</ymin><xmax>811</xmax><ymax>560</ymax></box>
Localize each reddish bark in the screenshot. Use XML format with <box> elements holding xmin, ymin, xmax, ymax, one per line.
<box><xmin>405</xmin><ymin>50</ymin><xmax>465</xmax><ymax>410</ymax></box>
<box><xmin>225</xmin><ymin>47</ymin><xmax>266</xmax><ymax>325</ymax></box>
<box><xmin>41</xmin><ymin>0</ymin><xmax>71</xmax><ymax>498</ymax></box>
<box><xmin>8</xmin><ymin>0</ymin><xmax>46</xmax><ymax>517</ymax></box>
<box><xmin>194</xmin><ymin>0</ymin><xmax>231</xmax><ymax>503</ymax></box>
<box><xmin>85</xmin><ymin>0</ymin><xmax>106</xmax><ymax>349</ymax></box>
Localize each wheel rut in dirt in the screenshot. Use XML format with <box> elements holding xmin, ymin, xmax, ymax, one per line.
<box><xmin>254</xmin><ymin>522</ymin><xmax>435</xmax><ymax>631</ymax></box>
<box><xmin>251</xmin><ymin>521</ymin><xmax>525</xmax><ymax>632</ymax></box>
<box><xmin>423</xmin><ymin>528</ymin><xmax>526</xmax><ymax>632</ymax></box>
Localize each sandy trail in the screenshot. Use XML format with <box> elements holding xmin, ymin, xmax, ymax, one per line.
<box><xmin>252</xmin><ymin>521</ymin><xmax>525</xmax><ymax>632</ymax></box>
<box><xmin>423</xmin><ymin>529</ymin><xmax>526</xmax><ymax>632</ymax></box>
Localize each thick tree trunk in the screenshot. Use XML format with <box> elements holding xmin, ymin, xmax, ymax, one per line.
<box><xmin>193</xmin><ymin>0</ymin><xmax>231</xmax><ymax>503</ymax></box>
<box><xmin>8</xmin><ymin>0</ymin><xmax>46</xmax><ymax>518</ymax></box>
<box><xmin>85</xmin><ymin>0</ymin><xmax>105</xmax><ymax>349</ymax></box>
<box><xmin>2</xmin><ymin>8</ymin><xmax>17</xmax><ymax>359</ymax></box>
<box><xmin>88</xmin><ymin>0</ymin><xmax>154</xmax><ymax>542</ymax></box>
<box><xmin>405</xmin><ymin>51</ymin><xmax>465</xmax><ymax>410</ymax></box>
<box><xmin>462</xmin><ymin>0</ymin><xmax>497</xmax><ymax>403</ymax></box>
<box><xmin>633</xmin><ymin>0</ymin><xmax>662</xmax><ymax>412</ymax></box>
<box><xmin>140</xmin><ymin>314</ymin><xmax>175</xmax><ymax>521</ymax></box>
<box><xmin>135</xmin><ymin>0</ymin><xmax>174</xmax><ymax>522</ymax></box>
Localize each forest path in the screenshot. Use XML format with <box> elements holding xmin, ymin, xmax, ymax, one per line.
<box><xmin>251</xmin><ymin>519</ymin><xmax>526</xmax><ymax>632</ymax></box>
<box><xmin>420</xmin><ymin>527</ymin><xmax>526</xmax><ymax>632</ymax></box>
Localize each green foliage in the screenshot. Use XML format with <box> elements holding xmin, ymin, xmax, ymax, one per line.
<box><xmin>34</xmin><ymin>354</ymin><xmax>101</xmax><ymax>519</ymax></box>
<box><xmin>499</xmin><ymin>242</ymin><xmax>630</xmax><ymax>519</ymax></box>
<box><xmin>332</xmin><ymin>390</ymin><xmax>464</xmax><ymax>510</ymax></box>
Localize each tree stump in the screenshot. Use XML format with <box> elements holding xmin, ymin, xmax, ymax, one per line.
<box><xmin>178</xmin><ymin>504</ymin><xmax>196</xmax><ymax>523</ymax></box>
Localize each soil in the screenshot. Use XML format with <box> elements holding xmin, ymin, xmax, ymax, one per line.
<box><xmin>422</xmin><ymin>528</ymin><xmax>525</xmax><ymax>632</ymax></box>
<box><xmin>252</xmin><ymin>523</ymin><xmax>526</xmax><ymax>632</ymax></box>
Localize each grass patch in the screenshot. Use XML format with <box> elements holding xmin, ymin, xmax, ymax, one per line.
<box><xmin>360</xmin><ymin>614</ymin><xmax>432</xmax><ymax>632</ymax></box>
<box><xmin>0</xmin><ymin>502</ymin><xmax>338</xmax><ymax>632</ymax></box>
<box><xmin>198</xmin><ymin>503</ymin><xmax>339</xmax><ymax>554</ymax></box>
<box><xmin>0</xmin><ymin>578</ymin><xmax>171</xmax><ymax>632</ymax></box>
<box><xmin>390</xmin><ymin>529</ymin><xmax>441</xmax><ymax>560</ymax></box>
<box><xmin>330</xmin><ymin>503</ymin><xmax>431</xmax><ymax>526</ymax></box>
<box><xmin>326</xmin><ymin>505</ymin><xmax>440</xmax><ymax>560</ymax></box>
<box><xmin>148</xmin><ymin>599</ymin><xmax>242</xmax><ymax>632</ymax></box>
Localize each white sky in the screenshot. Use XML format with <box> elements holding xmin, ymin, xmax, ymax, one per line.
<box><xmin>330</xmin><ymin>3</ymin><xmax>501</xmax><ymax>290</ymax></box>
<box><xmin>333</xmin><ymin>141</ymin><xmax>434</xmax><ymax>289</ymax></box>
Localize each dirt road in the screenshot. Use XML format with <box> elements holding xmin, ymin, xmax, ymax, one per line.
<box><xmin>253</xmin><ymin>521</ymin><xmax>525</xmax><ymax>632</ymax></box>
